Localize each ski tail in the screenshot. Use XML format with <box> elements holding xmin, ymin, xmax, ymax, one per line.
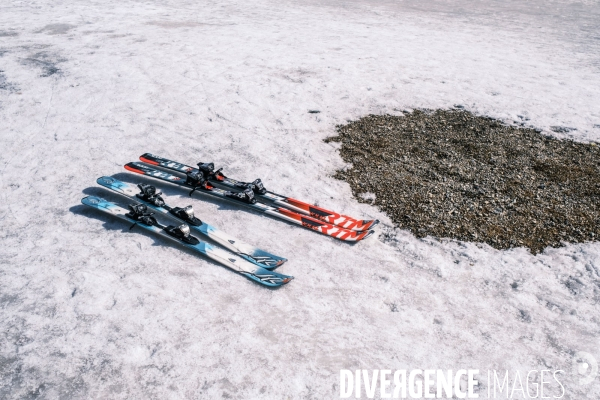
<box><xmin>139</xmin><ymin>153</ymin><xmax>162</xmax><ymax>165</ymax></box>
<box><xmin>125</xmin><ymin>162</ymin><xmax>184</xmax><ymax>183</ymax></box>
<box><xmin>96</xmin><ymin>176</ymin><xmax>140</xmax><ymax>197</ymax></box>
<box><xmin>124</xmin><ymin>162</ymin><xmax>147</xmax><ymax>175</ymax></box>
<box><xmin>82</xmin><ymin>195</ymin><xmax>119</xmax><ymax>214</ymax></box>
<box><xmin>140</xmin><ymin>153</ymin><xmax>194</xmax><ymax>173</ymax></box>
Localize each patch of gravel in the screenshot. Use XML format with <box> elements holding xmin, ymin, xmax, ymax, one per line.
<box><xmin>325</xmin><ymin>109</ymin><xmax>600</xmax><ymax>254</ymax></box>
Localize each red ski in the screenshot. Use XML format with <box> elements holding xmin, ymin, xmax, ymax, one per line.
<box><xmin>139</xmin><ymin>153</ymin><xmax>379</xmax><ymax>231</ymax></box>
<box><xmin>125</xmin><ymin>162</ymin><xmax>374</xmax><ymax>242</ymax></box>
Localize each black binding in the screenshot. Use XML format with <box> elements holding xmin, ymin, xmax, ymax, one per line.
<box><xmin>197</xmin><ymin>162</ymin><xmax>224</xmax><ymax>181</ymax></box>
<box><xmin>226</xmin><ymin>187</ymin><xmax>257</xmax><ymax>204</ymax></box>
<box><xmin>197</xmin><ymin>162</ymin><xmax>264</xmax><ymax>194</ymax></box>
<box><xmin>136</xmin><ymin>183</ymin><xmax>165</xmax><ymax>207</ymax></box>
<box><xmin>163</xmin><ymin>224</ymin><xmax>199</xmax><ymax>245</ymax></box>
<box><xmin>185</xmin><ymin>171</ymin><xmax>211</xmax><ymax>196</ymax></box>
<box><xmin>126</xmin><ymin>204</ymin><xmax>158</xmax><ymax>229</ymax></box>
<box><xmin>248</xmin><ymin>178</ymin><xmax>267</xmax><ymax>195</ymax></box>
<box><xmin>169</xmin><ymin>205</ymin><xmax>202</xmax><ymax>226</ymax></box>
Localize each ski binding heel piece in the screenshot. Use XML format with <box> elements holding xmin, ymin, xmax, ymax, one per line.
<box><xmin>164</xmin><ymin>224</ymin><xmax>200</xmax><ymax>245</ymax></box>
<box><xmin>227</xmin><ymin>188</ymin><xmax>257</xmax><ymax>204</ymax></box>
<box><xmin>250</xmin><ymin>178</ymin><xmax>267</xmax><ymax>195</ymax></box>
<box><xmin>169</xmin><ymin>205</ymin><xmax>202</xmax><ymax>226</ymax></box>
<box><xmin>197</xmin><ymin>162</ymin><xmax>214</xmax><ymax>174</ymax></box>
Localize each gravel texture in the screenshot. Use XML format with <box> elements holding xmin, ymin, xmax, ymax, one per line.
<box><xmin>325</xmin><ymin>109</ymin><xmax>600</xmax><ymax>253</ymax></box>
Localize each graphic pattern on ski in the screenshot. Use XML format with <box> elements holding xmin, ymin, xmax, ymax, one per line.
<box><xmin>81</xmin><ymin>196</ymin><xmax>293</xmax><ymax>287</ymax></box>
<box><xmin>97</xmin><ymin>176</ymin><xmax>287</xmax><ymax>269</ymax></box>
<box><xmin>124</xmin><ymin>162</ymin><xmax>374</xmax><ymax>242</ymax></box>
<box><xmin>139</xmin><ymin>153</ymin><xmax>378</xmax><ymax>231</ymax></box>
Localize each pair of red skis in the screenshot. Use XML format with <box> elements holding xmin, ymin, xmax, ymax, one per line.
<box><xmin>124</xmin><ymin>153</ymin><xmax>378</xmax><ymax>242</ymax></box>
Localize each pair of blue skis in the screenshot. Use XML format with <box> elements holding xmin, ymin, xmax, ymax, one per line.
<box><xmin>82</xmin><ymin>177</ymin><xmax>293</xmax><ymax>287</ymax></box>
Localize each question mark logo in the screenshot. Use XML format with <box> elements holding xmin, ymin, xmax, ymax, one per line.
<box><xmin>573</xmin><ymin>351</ymin><xmax>598</xmax><ymax>385</ymax></box>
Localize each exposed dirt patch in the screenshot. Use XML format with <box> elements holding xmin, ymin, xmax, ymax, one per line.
<box><xmin>325</xmin><ymin>109</ymin><xmax>600</xmax><ymax>253</ymax></box>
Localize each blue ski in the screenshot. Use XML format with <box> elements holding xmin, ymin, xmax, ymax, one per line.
<box><xmin>96</xmin><ymin>176</ymin><xmax>287</xmax><ymax>269</ymax></box>
<box><xmin>81</xmin><ymin>196</ymin><xmax>293</xmax><ymax>287</ymax></box>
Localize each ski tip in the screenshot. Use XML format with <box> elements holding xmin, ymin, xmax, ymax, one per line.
<box><xmin>241</xmin><ymin>250</ymin><xmax>288</xmax><ymax>270</ymax></box>
<box><xmin>268</xmin><ymin>258</ymin><xmax>288</xmax><ymax>269</ymax></box>
<box><xmin>244</xmin><ymin>271</ymin><xmax>294</xmax><ymax>287</ymax></box>
<box><xmin>276</xmin><ymin>258</ymin><xmax>288</xmax><ymax>267</ymax></box>
<box><xmin>362</xmin><ymin>230</ymin><xmax>376</xmax><ymax>240</ymax></box>
<box><xmin>353</xmin><ymin>219</ymin><xmax>379</xmax><ymax>231</ymax></box>
<box><xmin>350</xmin><ymin>229</ymin><xmax>375</xmax><ymax>241</ymax></box>
<box><xmin>366</xmin><ymin>219</ymin><xmax>380</xmax><ymax>229</ymax></box>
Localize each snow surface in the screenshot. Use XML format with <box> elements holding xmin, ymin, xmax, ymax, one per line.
<box><xmin>1</xmin><ymin>0</ymin><xmax>600</xmax><ymax>398</ymax></box>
